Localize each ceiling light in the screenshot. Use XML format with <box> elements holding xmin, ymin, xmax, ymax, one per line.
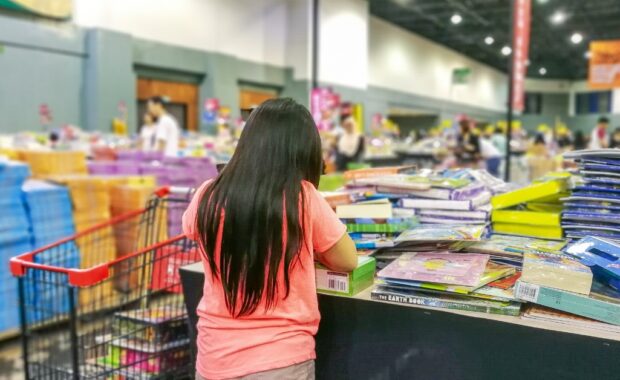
<box><xmin>537</xmin><ymin>0</ymin><xmax>549</xmax><ymax>4</ymax></box>
<box><xmin>550</xmin><ymin>11</ymin><xmax>566</xmax><ymax>25</ymax></box>
<box><xmin>451</xmin><ymin>14</ymin><xmax>462</xmax><ymax>25</ymax></box>
<box><xmin>584</xmin><ymin>51</ymin><xmax>591</xmax><ymax>59</ymax></box>
<box><xmin>501</xmin><ymin>46</ymin><xmax>512</xmax><ymax>56</ymax></box>
<box><xmin>484</xmin><ymin>36</ymin><xmax>495</xmax><ymax>45</ymax></box>
<box><xmin>539</xmin><ymin>67</ymin><xmax>547</xmax><ymax>75</ymax></box>
<box><xmin>570</xmin><ymin>32</ymin><xmax>583</xmax><ymax>44</ymax></box>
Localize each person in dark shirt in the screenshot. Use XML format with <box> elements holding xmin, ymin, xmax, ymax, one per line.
<box><xmin>456</xmin><ymin>119</ymin><xmax>480</xmax><ymax>166</ymax></box>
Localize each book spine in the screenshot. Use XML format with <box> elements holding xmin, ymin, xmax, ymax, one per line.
<box><xmin>346</xmin><ymin>223</ymin><xmax>410</xmax><ymax>233</ymax></box>
<box><xmin>370</xmin><ymin>291</ymin><xmax>520</xmax><ymax>316</ymax></box>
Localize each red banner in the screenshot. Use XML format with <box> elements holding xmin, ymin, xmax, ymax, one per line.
<box><xmin>511</xmin><ymin>0</ymin><xmax>532</xmax><ymax>112</ymax></box>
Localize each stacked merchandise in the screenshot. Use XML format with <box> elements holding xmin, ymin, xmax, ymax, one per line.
<box><xmin>22</xmin><ymin>180</ymin><xmax>80</xmax><ymax>324</ymax></box>
<box><xmin>370</xmin><ymin>225</ymin><xmax>522</xmax><ymax>316</ymax></box>
<box><xmin>18</xmin><ymin>150</ymin><xmax>87</xmax><ymax>178</ymax></box>
<box><xmin>98</xmin><ymin>307</ymin><xmax>191</xmax><ymax>378</ymax></box>
<box><xmin>0</xmin><ymin>161</ymin><xmax>32</xmax><ymax>332</ymax></box>
<box><xmin>562</xmin><ymin>150</ymin><xmax>620</xmax><ymax>240</ymax></box>
<box><xmin>490</xmin><ymin>174</ymin><xmax>569</xmax><ymax>240</ymax></box>
<box><xmin>515</xmin><ymin>235</ymin><xmax>620</xmax><ymax>326</ymax></box>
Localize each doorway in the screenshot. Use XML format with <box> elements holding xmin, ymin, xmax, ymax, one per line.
<box><xmin>137</xmin><ymin>78</ymin><xmax>198</xmax><ymax>131</ymax></box>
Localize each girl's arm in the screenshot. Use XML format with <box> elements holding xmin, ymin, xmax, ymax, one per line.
<box><xmin>316</xmin><ymin>233</ymin><xmax>358</xmax><ymax>272</ymax></box>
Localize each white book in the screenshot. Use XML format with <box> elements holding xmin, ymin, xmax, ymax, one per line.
<box><xmin>400</xmin><ymin>191</ymin><xmax>491</xmax><ymax>211</ymax></box>
<box><xmin>336</xmin><ymin>202</ymin><xmax>393</xmax><ymax>219</ymax></box>
<box><xmin>419</xmin><ymin>208</ymin><xmax>489</xmax><ymax>220</ymax></box>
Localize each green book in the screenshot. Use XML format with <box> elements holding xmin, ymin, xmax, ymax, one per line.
<box><xmin>316</xmin><ymin>256</ymin><xmax>376</xmax><ymax>297</ymax></box>
<box><xmin>346</xmin><ymin>222</ymin><xmax>413</xmax><ymax>233</ymax></box>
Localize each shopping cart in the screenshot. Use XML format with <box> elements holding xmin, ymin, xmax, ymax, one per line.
<box><xmin>10</xmin><ymin>187</ymin><xmax>200</xmax><ymax>379</ymax></box>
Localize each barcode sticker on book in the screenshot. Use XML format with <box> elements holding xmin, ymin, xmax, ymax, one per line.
<box><xmin>316</xmin><ymin>269</ymin><xmax>349</xmax><ymax>294</ymax></box>
<box><xmin>515</xmin><ymin>282</ymin><xmax>540</xmax><ymax>303</ymax></box>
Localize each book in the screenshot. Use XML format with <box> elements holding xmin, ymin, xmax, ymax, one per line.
<box><xmin>336</xmin><ymin>202</ymin><xmax>393</xmax><ymax>219</ymax></box>
<box><xmin>418</xmin><ymin>216</ymin><xmax>487</xmax><ymax>225</ymax></box>
<box><xmin>393</xmin><ymin>207</ymin><xmax>417</xmax><ymax>218</ymax></box>
<box><xmin>522</xmin><ymin>305</ymin><xmax>620</xmax><ymax>334</ymax></box>
<box><xmin>521</xmin><ymin>252</ymin><xmax>593</xmax><ymax>295</ymax></box>
<box><xmin>392</xmin><ymin>182</ymin><xmax>486</xmax><ymax>201</ymax></box>
<box><xmin>371</xmin><ymin>285</ymin><xmax>522</xmax><ymax>316</ymax></box>
<box><xmin>491</xmin><ymin>209</ymin><xmax>561</xmax><ymax>227</ymax></box>
<box><xmin>563</xmin><ymin>212</ymin><xmax>620</xmax><ymax>225</ymax></box>
<box><xmin>321</xmin><ymin>191</ymin><xmax>352</xmax><ymax>208</ymax></box>
<box><xmin>400</xmin><ymin>191</ymin><xmax>491</xmax><ymax>211</ymax></box>
<box><xmin>344</xmin><ymin>165</ymin><xmax>417</xmax><ymax>181</ymax></box>
<box><xmin>491</xmin><ymin>178</ymin><xmax>567</xmax><ymax>210</ymax></box>
<box><xmin>355</xmin><ymin>174</ymin><xmax>431</xmax><ymax>190</ymax></box>
<box><xmin>377</xmin><ymin>252</ymin><xmax>490</xmax><ymax>287</ymax></box>
<box><xmin>525</xmin><ymin>202</ymin><xmax>564</xmax><ymax>213</ymax></box>
<box><xmin>419</xmin><ymin>207</ymin><xmax>490</xmax><ymax>220</ymax></box>
<box><xmin>354</xmin><ymin>238</ymin><xmax>395</xmax><ymax>249</ymax></box>
<box><xmin>564</xmin><ymin>236</ymin><xmax>620</xmax><ymax>287</ymax></box>
<box><xmin>492</xmin><ymin>222</ymin><xmax>563</xmax><ymax>240</ymax></box>
<box><xmin>380</xmin><ymin>262</ymin><xmax>516</xmax><ymax>294</ymax></box>
<box><xmin>395</xmin><ymin>225</ymin><xmax>486</xmax><ymax>243</ymax></box>
<box><xmin>315</xmin><ymin>256</ymin><xmax>376</xmax><ymax>296</ymax></box>
<box><xmin>458</xmin><ymin>235</ymin><xmax>567</xmax><ymax>257</ymax></box>
<box><xmin>488</xmin><ymin>272</ymin><xmax>522</xmax><ymax>289</ymax></box>
<box><xmin>515</xmin><ymin>280</ymin><xmax>620</xmax><ymax>326</ymax></box>
<box><xmin>345</xmin><ymin>222</ymin><xmax>413</xmax><ymax>234</ymax></box>
<box><xmin>564</xmin><ymin>149</ymin><xmax>620</xmax><ymax>159</ymax></box>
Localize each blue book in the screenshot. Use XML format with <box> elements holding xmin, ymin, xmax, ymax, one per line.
<box><xmin>564</xmin><ymin>237</ymin><xmax>620</xmax><ymax>288</ymax></box>
<box><xmin>564</xmin><ymin>202</ymin><xmax>620</xmax><ymax>212</ymax></box>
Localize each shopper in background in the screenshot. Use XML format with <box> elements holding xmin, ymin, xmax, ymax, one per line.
<box><xmin>137</xmin><ymin>113</ymin><xmax>157</xmax><ymax>152</ymax></box>
<box><xmin>589</xmin><ymin>116</ymin><xmax>610</xmax><ymax>149</ymax></box>
<box><xmin>147</xmin><ymin>96</ymin><xmax>180</xmax><ymax>157</ymax></box>
<box><xmin>455</xmin><ymin>119</ymin><xmax>480</xmax><ymax>166</ymax></box>
<box><xmin>610</xmin><ymin>127</ymin><xmax>620</xmax><ymax>149</ymax></box>
<box><xmin>573</xmin><ymin>130</ymin><xmax>587</xmax><ymax>150</ymax></box>
<box><xmin>491</xmin><ymin>127</ymin><xmax>507</xmax><ymax>157</ymax></box>
<box><xmin>183</xmin><ymin>98</ymin><xmax>357</xmax><ymax>380</ymax></box>
<box><xmin>480</xmin><ymin>134</ymin><xmax>502</xmax><ymax>177</ymax></box>
<box><xmin>527</xmin><ymin>134</ymin><xmax>554</xmax><ymax>180</ymax></box>
<box><xmin>335</xmin><ymin>115</ymin><xmax>364</xmax><ymax>171</ymax></box>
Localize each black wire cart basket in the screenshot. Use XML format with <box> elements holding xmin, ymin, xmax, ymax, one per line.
<box><xmin>10</xmin><ymin>187</ymin><xmax>199</xmax><ymax>379</ymax></box>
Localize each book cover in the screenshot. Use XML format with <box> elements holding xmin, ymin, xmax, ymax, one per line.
<box><xmin>321</xmin><ymin>191</ymin><xmax>352</xmax><ymax>208</ymax></box>
<box><xmin>491</xmin><ymin>179</ymin><xmax>567</xmax><ymax>210</ymax></box>
<box><xmin>371</xmin><ymin>285</ymin><xmax>522</xmax><ymax>316</ymax></box>
<box><xmin>418</xmin><ymin>216</ymin><xmax>487</xmax><ymax>225</ymax></box>
<box><xmin>492</xmin><ymin>222</ymin><xmax>564</xmax><ymax>240</ymax></box>
<box><xmin>488</xmin><ymin>272</ymin><xmax>522</xmax><ymax>289</ymax></box>
<box><xmin>315</xmin><ymin>256</ymin><xmax>376</xmax><ymax>296</ymax></box>
<box><xmin>344</xmin><ymin>165</ymin><xmax>417</xmax><ymax>181</ymax></box>
<box><xmin>491</xmin><ymin>209</ymin><xmax>561</xmax><ymax>227</ymax></box>
<box><xmin>564</xmin><ymin>236</ymin><xmax>620</xmax><ymax>283</ymax></box>
<box><xmin>400</xmin><ymin>191</ymin><xmax>491</xmax><ymax>211</ymax></box>
<box><xmin>515</xmin><ymin>280</ymin><xmax>620</xmax><ymax>326</ymax></box>
<box><xmin>521</xmin><ymin>252</ymin><xmax>593</xmax><ymax>295</ymax></box>
<box><xmin>395</xmin><ymin>225</ymin><xmax>486</xmax><ymax>243</ymax></box>
<box><xmin>419</xmin><ymin>208</ymin><xmax>490</xmax><ymax>220</ymax></box>
<box><xmin>377</xmin><ymin>252</ymin><xmax>489</xmax><ymax>286</ymax></box>
<box><xmin>459</xmin><ymin>235</ymin><xmax>567</xmax><ymax>257</ymax></box>
<box><xmin>336</xmin><ymin>202</ymin><xmax>393</xmax><ymax>219</ymax></box>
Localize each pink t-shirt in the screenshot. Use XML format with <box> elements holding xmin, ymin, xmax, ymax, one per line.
<box><xmin>182</xmin><ymin>180</ymin><xmax>346</xmax><ymax>380</ymax></box>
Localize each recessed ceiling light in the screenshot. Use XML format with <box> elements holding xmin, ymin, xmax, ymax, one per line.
<box><xmin>571</xmin><ymin>32</ymin><xmax>583</xmax><ymax>44</ymax></box>
<box><xmin>584</xmin><ymin>51</ymin><xmax>592</xmax><ymax>59</ymax></box>
<box><xmin>550</xmin><ymin>11</ymin><xmax>567</xmax><ymax>25</ymax></box>
<box><xmin>484</xmin><ymin>36</ymin><xmax>495</xmax><ymax>45</ymax></box>
<box><xmin>451</xmin><ymin>14</ymin><xmax>463</xmax><ymax>25</ymax></box>
<box><xmin>539</xmin><ymin>67</ymin><xmax>547</xmax><ymax>75</ymax></box>
<box><xmin>501</xmin><ymin>46</ymin><xmax>512</xmax><ymax>56</ymax></box>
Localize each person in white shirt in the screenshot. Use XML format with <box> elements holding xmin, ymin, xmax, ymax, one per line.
<box><xmin>138</xmin><ymin>113</ymin><xmax>157</xmax><ymax>151</ymax></box>
<box><xmin>480</xmin><ymin>136</ymin><xmax>502</xmax><ymax>177</ymax></box>
<box><xmin>589</xmin><ymin>116</ymin><xmax>610</xmax><ymax>150</ymax></box>
<box><xmin>147</xmin><ymin>96</ymin><xmax>180</xmax><ymax>157</ymax></box>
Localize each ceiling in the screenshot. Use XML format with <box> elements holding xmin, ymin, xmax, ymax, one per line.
<box><xmin>369</xmin><ymin>0</ymin><xmax>620</xmax><ymax>80</ymax></box>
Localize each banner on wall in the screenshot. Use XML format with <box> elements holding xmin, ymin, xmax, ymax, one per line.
<box><xmin>0</xmin><ymin>0</ymin><xmax>72</xmax><ymax>19</ymax></box>
<box><xmin>511</xmin><ymin>0</ymin><xmax>532</xmax><ymax>112</ymax></box>
<box><xmin>310</xmin><ymin>88</ymin><xmax>340</xmax><ymax>131</ymax></box>
<box><xmin>588</xmin><ymin>40</ymin><xmax>620</xmax><ymax>89</ymax></box>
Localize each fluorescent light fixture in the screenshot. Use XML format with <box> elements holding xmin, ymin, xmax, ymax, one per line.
<box><xmin>484</xmin><ymin>36</ymin><xmax>495</xmax><ymax>45</ymax></box>
<box><xmin>550</xmin><ymin>11</ymin><xmax>566</xmax><ymax>25</ymax></box>
<box><xmin>570</xmin><ymin>32</ymin><xmax>583</xmax><ymax>44</ymax></box>
<box><xmin>451</xmin><ymin>14</ymin><xmax>462</xmax><ymax>25</ymax></box>
<box><xmin>539</xmin><ymin>67</ymin><xmax>547</xmax><ymax>75</ymax></box>
<box><xmin>501</xmin><ymin>46</ymin><xmax>512</xmax><ymax>56</ymax></box>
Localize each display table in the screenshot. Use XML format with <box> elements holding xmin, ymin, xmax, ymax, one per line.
<box><xmin>179</xmin><ymin>262</ymin><xmax>620</xmax><ymax>380</ymax></box>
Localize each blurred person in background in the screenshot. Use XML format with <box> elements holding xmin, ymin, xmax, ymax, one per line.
<box><xmin>527</xmin><ymin>134</ymin><xmax>554</xmax><ymax>180</ymax></box>
<box><xmin>589</xmin><ymin>116</ymin><xmax>609</xmax><ymax>149</ymax></box>
<box><xmin>335</xmin><ymin>116</ymin><xmax>364</xmax><ymax>171</ymax></box>
<box><xmin>147</xmin><ymin>96</ymin><xmax>180</xmax><ymax>157</ymax></box>
<box><xmin>610</xmin><ymin>127</ymin><xmax>620</xmax><ymax>149</ymax></box>
<box><xmin>491</xmin><ymin>127</ymin><xmax>507</xmax><ymax>157</ymax></box>
<box><xmin>480</xmin><ymin>133</ymin><xmax>502</xmax><ymax>177</ymax></box>
<box><xmin>573</xmin><ymin>130</ymin><xmax>587</xmax><ymax>150</ymax></box>
<box><xmin>138</xmin><ymin>113</ymin><xmax>157</xmax><ymax>152</ymax></box>
<box><xmin>455</xmin><ymin>119</ymin><xmax>480</xmax><ymax>167</ymax></box>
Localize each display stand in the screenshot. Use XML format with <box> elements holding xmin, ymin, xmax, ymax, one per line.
<box><xmin>179</xmin><ymin>263</ymin><xmax>620</xmax><ymax>380</ymax></box>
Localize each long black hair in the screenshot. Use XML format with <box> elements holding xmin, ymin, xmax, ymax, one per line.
<box><xmin>196</xmin><ymin>98</ymin><xmax>322</xmax><ymax>317</ymax></box>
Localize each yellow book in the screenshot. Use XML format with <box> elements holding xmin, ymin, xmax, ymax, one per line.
<box><xmin>491</xmin><ymin>209</ymin><xmax>560</xmax><ymax>227</ymax></box>
<box><xmin>492</xmin><ymin>222</ymin><xmax>563</xmax><ymax>240</ymax></box>
<box><xmin>526</xmin><ymin>202</ymin><xmax>564</xmax><ymax>213</ymax></box>
<box><xmin>491</xmin><ymin>179</ymin><xmax>567</xmax><ymax>210</ymax></box>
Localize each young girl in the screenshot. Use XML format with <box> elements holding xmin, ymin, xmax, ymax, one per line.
<box><xmin>183</xmin><ymin>98</ymin><xmax>358</xmax><ymax>380</ymax></box>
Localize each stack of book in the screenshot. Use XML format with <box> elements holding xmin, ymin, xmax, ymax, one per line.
<box><xmin>0</xmin><ymin>161</ymin><xmax>32</xmax><ymax>332</ymax></box>
<box><xmin>372</xmin><ymin>247</ymin><xmax>521</xmax><ymax>316</ymax></box>
<box><xmin>490</xmin><ymin>174</ymin><xmax>568</xmax><ymax>240</ymax></box>
<box><xmin>562</xmin><ymin>149</ymin><xmax>620</xmax><ymax>240</ymax></box>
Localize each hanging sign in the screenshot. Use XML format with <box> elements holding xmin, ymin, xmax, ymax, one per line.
<box><xmin>511</xmin><ymin>0</ymin><xmax>532</xmax><ymax>112</ymax></box>
<box><xmin>588</xmin><ymin>40</ymin><xmax>620</xmax><ymax>89</ymax></box>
